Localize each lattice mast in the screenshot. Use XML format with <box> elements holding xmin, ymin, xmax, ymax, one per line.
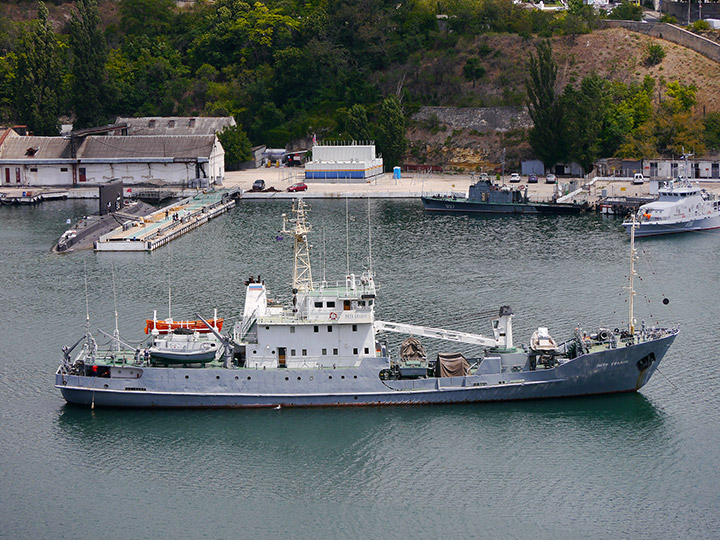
<box><xmin>282</xmin><ymin>199</ymin><xmax>314</xmax><ymax>291</ymax></box>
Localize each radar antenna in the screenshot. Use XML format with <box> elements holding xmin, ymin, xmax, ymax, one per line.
<box><xmin>282</xmin><ymin>199</ymin><xmax>314</xmax><ymax>291</ymax></box>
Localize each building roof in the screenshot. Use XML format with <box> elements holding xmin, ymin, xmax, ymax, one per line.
<box><xmin>0</xmin><ymin>136</ymin><xmax>72</xmax><ymax>159</ymax></box>
<box><xmin>76</xmin><ymin>135</ymin><xmax>217</xmax><ymax>159</ymax></box>
<box><xmin>114</xmin><ymin>117</ymin><xmax>235</xmax><ymax>136</ymax></box>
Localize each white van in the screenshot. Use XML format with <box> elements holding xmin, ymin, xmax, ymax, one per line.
<box><xmin>632</xmin><ymin>173</ymin><xmax>646</xmax><ymax>185</ymax></box>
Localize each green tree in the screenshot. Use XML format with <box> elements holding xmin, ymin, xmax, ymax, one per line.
<box><xmin>525</xmin><ymin>41</ymin><xmax>565</xmax><ymax>170</ymax></box>
<box><xmin>119</xmin><ymin>0</ymin><xmax>175</xmax><ymax>37</ymax></box>
<box><xmin>562</xmin><ymin>75</ymin><xmax>605</xmax><ymax>174</ymax></box>
<box><xmin>218</xmin><ymin>124</ymin><xmax>252</xmax><ymax>169</ymax></box>
<box><xmin>375</xmin><ymin>95</ymin><xmax>406</xmax><ymax>170</ymax></box>
<box><xmin>644</xmin><ymin>43</ymin><xmax>665</xmax><ymax>67</ymax></box>
<box><xmin>704</xmin><ymin>111</ymin><xmax>720</xmax><ymax>151</ymax></box>
<box><xmin>346</xmin><ymin>104</ymin><xmax>372</xmax><ymax>142</ymax></box>
<box><xmin>14</xmin><ymin>2</ymin><xmax>64</xmax><ymax>135</ymax></box>
<box><xmin>607</xmin><ymin>1</ymin><xmax>643</xmax><ymax>21</ymax></box>
<box><xmin>463</xmin><ymin>57</ymin><xmax>486</xmax><ymax>87</ymax></box>
<box><xmin>69</xmin><ymin>0</ymin><xmax>108</xmax><ymax>129</ymax></box>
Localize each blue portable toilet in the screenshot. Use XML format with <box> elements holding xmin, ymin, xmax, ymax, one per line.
<box><xmin>393</xmin><ymin>166</ymin><xmax>401</xmax><ymax>180</ymax></box>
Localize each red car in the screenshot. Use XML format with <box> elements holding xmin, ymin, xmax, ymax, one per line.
<box><xmin>287</xmin><ymin>182</ymin><xmax>308</xmax><ymax>192</ymax></box>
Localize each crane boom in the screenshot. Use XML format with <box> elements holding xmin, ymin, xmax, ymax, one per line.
<box><xmin>374</xmin><ymin>320</ymin><xmax>499</xmax><ymax>348</ymax></box>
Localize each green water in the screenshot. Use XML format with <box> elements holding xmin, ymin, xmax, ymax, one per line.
<box><xmin>1</xmin><ymin>199</ymin><xmax>719</xmax><ymax>539</ymax></box>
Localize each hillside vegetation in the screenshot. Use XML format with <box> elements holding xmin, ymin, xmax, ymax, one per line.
<box><xmin>0</xmin><ymin>0</ymin><xmax>719</xmax><ymax>170</ymax></box>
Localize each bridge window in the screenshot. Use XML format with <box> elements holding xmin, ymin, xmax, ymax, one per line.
<box><xmin>364</xmin><ymin>348</ymin><xmax>369</xmax><ymax>354</ymax></box>
<box><xmin>302</xmin><ymin>349</ymin><xmax>307</xmax><ymax>356</ymax></box>
<box><xmin>353</xmin><ymin>348</ymin><xmax>358</xmax><ymax>354</ymax></box>
<box><xmin>327</xmin><ymin>301</ymin><xmax>335</xmax><ymax>308</ymax></box>
<box><xmin>333</xmin><ymin>348</ymin><xmax>338</xmax><ymax>355</ymax></box>
<box><xmin>322</xmin><ymin>348</ymin><xmax>327</xmax><ymax>355</ymax></box>
<box><xmin>352</xmin><ymin>325</ymin><xmax>357</xmax><ymax>332</ymax></box>
<box><xmin>327</xmin><ymin>326</ymin><xmax>332</xmax><ymax>333</ymax></box>
<box><xmin>291</xmin><ymin>349</ymin><xmax>296</xmax><ymax>356</ymax></box>
<box><xmin>314</xmin><ymin>301</ymin><xmax>322</xmax><ymax>308</ymax></box>
<box><xmin>314</xmin><ymin>326</ymin><xmax>319</xmax><ymax>333</ymax></box>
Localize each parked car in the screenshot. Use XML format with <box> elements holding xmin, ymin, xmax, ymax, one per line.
<box><xmin>287</xmin><ymin>182</ymin><xmax>308</xmax><ymax>192</ymax></box>
<box><xmin>632</xmin><ymin>173</ymin><xmax>646</xmax><ymax>185</ymax></box>
<box><xmin>252</xmin><ymin>179</ymin><xmax>266</xmax><ymax>191</ymax></box>
<box><xmin>528</xmin><ymin>174</ymin><xmax>538</xmax><ymax>183</ymax></box>
<box><xmin>509</xmin><ymin>173</ymin><xmax>521</xmax><ymax>183</ymax></box>
<box><xmin>545</xmin><ymin>173</ymin><xmax>557</xmax><ymax>184</ymax></box>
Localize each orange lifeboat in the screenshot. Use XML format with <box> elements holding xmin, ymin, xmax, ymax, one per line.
<box><xmin>145</xmin><ymin>318</ymin><xmax>223</xmax><ymax>334</ymax></box>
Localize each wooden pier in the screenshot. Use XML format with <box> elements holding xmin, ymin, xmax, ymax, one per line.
<box><xmin>94</xmin><ymin>189</ymin><xmax>239</xmax><ymax>252</ymax></box>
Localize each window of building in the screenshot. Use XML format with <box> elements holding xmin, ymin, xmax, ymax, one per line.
<box><xmin>60</xmin><ymin>168</ymin><xmax>68</xmax><ymax>172</ymax></box>
<box><xmin>333</xmin><ymin>348</ymin><xmax>338</xmax><ymax>355</ymax></box>
<box><xmin>30</xmin><ymin>168</ymin><xmax>37</xmax><ymax>172</ymax></box>
<box><xmin>148</xmin><ymin>120</ymin><xmax>156</xmax><ymax>129</ymax></box>
<box><xmin>168</xmin><ymin>120</ymin><xmax>175</xmax><ymax>128</ymax></box>
<box><xmin>189</xmin><ymin>118</ymin><xmax>196</xmax><ymax>127</ymax></box>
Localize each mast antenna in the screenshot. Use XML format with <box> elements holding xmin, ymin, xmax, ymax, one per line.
<box><xmin>345</xmin><ymin>196</ymin><xmax>350</xmax><ymax>277</ymax></box>
<box><xmin>111</xmin><ymin>263</ymin><xmax>120</xmax><ymax>352</ymax></box>
<box><xmin>627</xmin><ymin>213</ymin><xmax>637</xmax><ymax>335</ymax></box>
<box><xmin>282</xmin><ymin>198</ymin><xmax>314</xmax><ymax>291</ymax></box>
<box><xmin>367</xmin><ymin>197</ymin><xmax>373</xmax><ymax>275</ymax></box>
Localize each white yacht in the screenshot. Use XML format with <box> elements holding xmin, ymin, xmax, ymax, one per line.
<box><xmin>624</xmin><ymin>159</ymin><xmax>720</xmax><ymax>237</ymax></box>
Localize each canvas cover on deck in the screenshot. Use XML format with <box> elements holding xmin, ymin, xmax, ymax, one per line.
<box><xmin>400</xmin><ymin>337</ymin><xmax>426</xmax><ymax>362</ymax></box>
<box><xmin>437</xmin><ymin>352</ymin><xmax>469</xmax><ymax>377</ymax></box>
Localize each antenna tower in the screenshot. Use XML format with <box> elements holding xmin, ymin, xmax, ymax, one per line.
<box><xmin>282</xmin><ymin>199</ymin><xmax>314</xmax><ymax>291</ymax></box>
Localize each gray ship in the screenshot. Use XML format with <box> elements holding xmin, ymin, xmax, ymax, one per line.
<box><xmin>56</xmin><ymin>200</ymin><xmax>677</xmax><ymax>408</ymax></box>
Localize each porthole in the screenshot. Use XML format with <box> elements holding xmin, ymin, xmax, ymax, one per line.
<box><xmin>285</xmin><ymin>377</ymin><xmax>289</xmax><ymax>381</ymax></box>
<box><xmin>310</xmin><ymin>376</ymin><xmax>314</xmax><ymax>381</ymax></box>
<box><xmin>353</xmin><ymin>375</ymin><xmax>358</xmax><ymax>379</ymax></box>
<box><xmin>185</xmin><ymin>375</ymin><xmax>189</xmax><ymax>379</ymax></box>
<box><xmin>247</xmin><ymin>376</ymin><xmax>251</xmax><ymax>380</ymax></box>
<box><xmin>235</xmin><ymin>376</ymin><xmax>238</xmax><ymax>380</ymax></box>
<box><xmin>252</xmin><ymin>350</ymin><xmax>257</xmax><ymax>354</ymax></box>
<box><xmin>265</xmin><ymin>326</ymin><xmax>270</xmax><ymax>330</ymax></box>
<box><xmin>341</xmin><ymin>375</ymin><xmax>345</xmax><ymax>379</ymax></box>
<box><xmin>216</xmin><ymin>375</ymin><xmax>220</xmax><ymax>380</ymax></box>
<box><xmin>354</xmin><ymin>396</ymin><xmax>358</xmax><ymax>400</ymax></box>
<box><xmin>271</xmin><ymin>350</ymin><xmax>275</xmax><ymax>354</ymax></box>
<box><xmin>297</xmin><ymin>376</ymin><xmax>302</xmax><ymax>381</ymax></box>
<box><xmin>329</xmin><ymin>376</ymin><xmax>333</xmax><ymax>380</ymax></box>
<box><xmin>104</xmin><ymin>384</ymin><xmax>108</xmax><ymax>388</ymax></box>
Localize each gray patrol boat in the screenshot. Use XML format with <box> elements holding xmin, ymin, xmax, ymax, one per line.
<box><xmin>56</xmin><ymin>200</ymin><xmax>677</xmax><ymax>408</ymax></box>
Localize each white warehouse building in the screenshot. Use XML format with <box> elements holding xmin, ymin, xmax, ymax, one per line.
<box><xmin>305</xmin><ymin>142</ymin><xmax>384</xmax><ymax>182</ymax></box>
<box><xmin>0</xmin><ymin>130</ymin><xmax>224</xmax><ymax>187</ymax></box>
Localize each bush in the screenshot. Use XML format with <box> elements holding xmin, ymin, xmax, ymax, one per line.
<box><xmin>644</xmin><ymin>43</ymin><xmax>666</xmax><ymax>66</ymax></box>
<box><xmin>659</xmin><ymin>14</ymin><xmax>677</xmax><ymax>23</ymax></box>
<box><xmin>691</xmin><ymin>20</ymin><xmax>711</xmax><ymax>32</ymax></box>
<box><xmin>607</xmin><ymin>1</ymin><xmax>643</xmax><ymax>21</ymax></box>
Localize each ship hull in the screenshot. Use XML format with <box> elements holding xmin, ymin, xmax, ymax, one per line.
<box><xmin>56</xmin><ymin>333</ymin><xmax>676</xmax><ymax>408</ymax></box>
<box><xmin>421</xmin><ymin>196</ymin><xmax>584</xmax><ymax>215</ymax></box>
<box><xmin>623</xmin><ymin>214</ymin><xmax>720</xmax><ymax>237</ymax></box>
